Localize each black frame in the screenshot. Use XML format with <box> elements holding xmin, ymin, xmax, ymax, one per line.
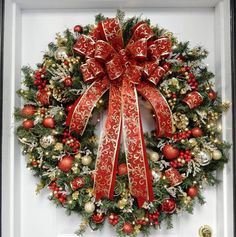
<box><xmin>0</xmin><ymin>1</ymin><xmax>235</xmax><ymax>237</ymax></box>
<box><xmin>0</xmin><ymin>0</ymin><xmax>4</xmax><ymax>236</ymax></box>
<box><xmin>230</xmin><ymin>0</ymin><xmax>236</xmax><ymax>236</ymax></box>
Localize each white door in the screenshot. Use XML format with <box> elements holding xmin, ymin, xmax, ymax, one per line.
<box><xmin>2</xmin><ymin>3</ymin><xmax>234</xmax><ymax>237</ymax></box>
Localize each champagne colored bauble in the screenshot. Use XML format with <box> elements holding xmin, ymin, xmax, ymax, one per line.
<box><xmin>84</xmin><ymin>202</ymin><xmax>95</xmax><ymax>213</ymax></box>
<box><xmin>149</xmin><ymin>151</ymin><xmax>160</xmax><ymax>162</ymax></box>
<box><xmin>188</xmin><ymin>138</ymin><xmax>197</xmax><ymax>147</ymax></box>
<box><xmin>54</xmin><ymin>47</ymin><xmax>68</xmax><ymax>60</ymax></box>
<box><xmin>21</xmin><ymin>104</ymin><xmax>36</xmax><ymax>116</ymax></box>
<box><xmin>39</xmin><ymin>135</ymin><xmax>55</xmax><ymax>148</ymax></box>
<box><xmin>212</xmin><ymin>150</ymin><xmax>222</xmax><ymax>160</ymax></box>
<box><xmin>162</xmin><ymin>144</ymin><xmax>179</xmax><ymax>160</ymax></box>
<box><xmin>81</xmin><ymin>155</ymin><xmax>92</xmax><ymax>166</ymax></box>
<box><xmin>58</xmin><ymin>155</ymin><xmax>74</xmax><ymax>172</ymax></box>
<box><xmin>42</xmin><ymin>117</ymin><xmax>55</xmax><ymax>128</ymax></box>
<box><xmin>118</xmin><ymin>163</ymin><xmax>128</xmax><ymax>175</ymax></box>
<box><xmin>196</xmin><ymin>150</ymin><xmax>212</xmax><ymax>166</ymax></box>
<box><xmin>187</xmin><ymin>186</ymin><xmax>198</xmax><ymax>198</ymax></box>
<box><xmin>22</xmin><ymin>119</ymin><xmax>34</xmax><ymax>129</ymax></box>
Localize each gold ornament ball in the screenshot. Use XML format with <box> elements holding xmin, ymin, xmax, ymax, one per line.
<box><xmin>75</xmin><ymin>153</ymin><xmax>81</xmax><ymax>160</ymax></box>
<box><xmin>149</xmin><ymin>151</ymin><xmax>159</xmax><ymax>162</ymax></box>
<box><xmin>81</xmin><ymin>155</ymin><xmax>92</xmax><ymax>166</ymax></box>
<box><xmin>84</xmin><ymin>202</ymin><xmax>95</xmax><ymax>213</ymax></box>
<box><xmin>212</xmin><ymin>150</ymin><xmax>222</xmax><ymax>160</ymax></box>
<box><xmin>55</xmin><ymin>142</ymin><xmax>63</xmax><ymax>151</ymax></box>
<box><xmin>189</xmin><ymin>138</ymin><xmax>197</xmax><ymax>147</ymax></box>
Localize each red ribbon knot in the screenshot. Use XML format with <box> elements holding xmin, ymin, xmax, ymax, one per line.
<box><xmin>66</xmin><ymin>18</ymin><xmax>173</xmax><ymax>207</ymax></box>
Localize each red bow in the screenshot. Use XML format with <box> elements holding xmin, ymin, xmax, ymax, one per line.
<box><xmin>66</xmin><ymin>18</ymin><xmax>173</xmax><ymax>207</ymax></box>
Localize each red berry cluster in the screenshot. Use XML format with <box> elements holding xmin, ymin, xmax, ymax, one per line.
<box><xmin>136</xmin><ymin>218</ymin><xmax>148</xmax><ymax>226</ymax></box>
<box><xmin>62</xmin><ymin>130</ymin><xmax>80</xmax><ymax>153</ymax></box>
<box><xmin>187</xmin><ymin>72</ymin><xmax>198</xmax><ymax>90</ymax></box>
<box><xmin>108</xmin><ymin>213</ymin><xmax>119</xmax><ymax>225</ymax></box>
<box><xmin>170</xmin><ymin>149</ymin><xmax>192</xmax><ymax>168</ymax></box>
<box><xmin>63</xmin><ymin>76</ymin><xmax>73</xmax><ymax>87</ymax></box>
<box><xmin>49</xmin><ymin>182</ymin><xmax>67</xmax><ymax>203</ymax></box>
<box><xmin>172</xmin><ymin>130</ymin><xmax>192</xmax><ymax>141</ymax></box>
<box><xmin>146</xmin><ymin>211</ymin><xmax>160</xmax><ymax>225</ymax></box>
<box><xmin>34</xmin><ymin>68</ymin><xmax>47</xmax><ymax>90</ymax></box>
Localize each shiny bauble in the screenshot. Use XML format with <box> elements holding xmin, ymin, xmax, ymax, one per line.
<box><xmin>192</xmin><ymin>127</ymin><xmax>203</xmax><ymax>137</ymax></box>
<box><xmin>212</xmin><ymin>150</ymin><xmax>222</xmax><ymax>160</ymax></box>
<box><xmin>162</xmin><ymin>144</ymin><xmax>179</xmax><ymax>160</ymax></box>
<box><xmin>54</xmin><ymin>47</ymin><xmax>68</xmax><ymax>61</ymax></box>
<box><xmin>42</xmin><ymin>117</ymin><xmax>55</xmax><ymax>128</ymax></box>
<box><xmin>161</xmin><ymin>198</ymin><xmax>176</xmax><ymax>214</ymax></box>
<box><xmin>39</xmin><ymin>135</ymin><xmax>55</xmax><ymax>148</ymax></box>
<box><xmin>22</xmin><ymin>119</ymin><xmax>34</xmax><ymax>129</ymax></box>
<box><xmin>118</xmin><ymin>163</ymin><xmax>128</xmax><ymax>175</ymax></box>
<box><xmin>187</xmin><ymin>186</ymin><xmax>198</xmax><ymax>198</ymax></box>
<box><xmin>21</xmin><ymin>104</ymin><xmax>36</xmax><ymax>116</ymax></box>
<box><xmin>73</xmin><ymin>25</ymin><xmax>83</xmax><ymax>33</ymax></box>
<box><xmin>70</xmin><ymin>177</ymin><xmax>85</xmax><ymax>190</ymax></box>
<box><xmin>149</xmin><ymin>151</ymin><xmax>160</xmax><ymax>162</ymax></box>
<box><xmin>122</xmin><ymin>222</ymin><xmax>134</xmax><ymax>234</ymax></box>
<box><xmin>188</xmin><ymin>138</ymin><xmax>197</xmax><ymax>147</ymax></box>
<box><xmin>36</xmin><ymin>88</ymin><xmax>51</xmax><ymax>105</ymax></box>
<box><xmin>84</xmin><ymin>202</ymin><xmax>95</xmax><ymax>213</ymax></box>
<box><xmin>91</xmin><ymin>213</ymin><xmax>105</xmax><ymax>224</ymax></box>
<box><xmin>81</xmin><ymin>155</ymin><xmax>92</xmax><ymax>166</ymax></box>
<box><xmin>196</xmin><ymin>150</ymin><xmax>212</xmax><ymax>166</ymax></box>
<box><xmin>63</xmin><ymin>77</ymin><xmax>73</xmax><ymax>87</ymax></box>
<box><xmin>208</xmin><ymin>90</ymin><xmax>217</xmax><ymax>100</ymax></box>
<box><xmin>58</xmin><ymin>155</ymin><xmax>74</xmax><ymax>172</ymax></box>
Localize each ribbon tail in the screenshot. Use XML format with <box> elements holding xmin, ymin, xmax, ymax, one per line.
<box><xmin>66</xmin><ymin>77</ymin><xmax>109</xmax><ymax>135</ymax></box>
<box><xmin>136</xmin><ymin>81</ymin><xmax>173</xmax><ymax>137</ymax></box>
<box><xmin>122</xmin><ymin>78</ymin><xmax>154</xmax><ymax>208</ymax></box>
<box><xmin>94</xmin><ymin>81</ymin><xmax>122</xmax><ymax>200</ymax></box>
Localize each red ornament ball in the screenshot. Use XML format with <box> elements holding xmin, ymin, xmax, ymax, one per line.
<box><xmin>22</xmin><ymin>119</ymin><xmax>34</xmax><ymax>129</ymax></box>
<box><xmin>162</xmin><ymin>144</ymin><xmax>179</xmax><ymax>160</ymax></box>
<box><xmin>191</xmin><ymin>127</ymin><xmax>203</xmax><ymax>137</ymax></box>
<box><xmin>70</xmin><ymin>177</ymin><xmax>85</xmax><ymax>190</ymax></box>
<box><xmin>42</xmin><ymin>117</ymin><xmax>55</xmax><ymax>128</ymax></box>
<box><xmin>122</xmin><ymin>222</ymin><xmax>134</xmax><ymax>234</ymax></box>
<box><xmin>108</xmin><ymin>213</ymin><xmax>119</xmax><ymax>226</ymax></box>
<box><xmin>208</xmin><ymin>90</ymin><xmax>217</xmax><ymax>100</ymax></box>
<box><xmin>63</xmin><ymin>77</ymin><xmax>73</xmax><ymax>87</ymax></box>
<box><xmin>118</xmin><ymin>163</ymin><xmax>128</xmax><ymax>175</ymax></box>
<box><xmin>74</xmin><ymin>25</ymin><xmax>83</xmax><ymax>33</ymax></box>
<box><xmin>187</xmin><ymin>186</ymin><xmax>198</xmax><ymax>198</ymax></box>
<box><xmin>21</xmin><ymin>104</ymin><xmax>36</xmax><ymax>116</ymax></box>
<box><xmin>91</xmin><ymin>213</ymin><xmax>105</xmax><ymax>224</ymax></box>
<box><xmin>58</xmin><ymin>155</ymin><xmax>74</xmax><ymax>172</ymax></box>
<box><xmin>161</xmin><ymin>198</ymin><xmax>176</xmax><ymax>214</ymax></box>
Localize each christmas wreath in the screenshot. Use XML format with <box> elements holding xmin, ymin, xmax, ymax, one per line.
<box><xmin>15</xmin><ymin>11</ymin><xmax>230</xmax><ymax>236</ymax></box>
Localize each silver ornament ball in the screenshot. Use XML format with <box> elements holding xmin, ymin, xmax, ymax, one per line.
<box><xmin>39</xmin><ymin>135</ymin><xmax>56</xmax><ymax>148</ymax></box>
<box><xmin>84</xmin><ymin>202</ymin><xmax>95</xmax><ymax>213</ymax></box>
<box><xmin>196</xmin><ymin>150</ymin><xmax>212</xmax><ymax>166</ymax></box>
<box><xmin>54</xmin><ymin>47</ymin><xmax>68</xmax><ymax>60</ymax></box>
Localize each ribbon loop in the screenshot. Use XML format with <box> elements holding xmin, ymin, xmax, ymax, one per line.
<box><xmin>68</xmin><ymin>17</ymin><xmax>174</xmax><ymax>207</ymax></box>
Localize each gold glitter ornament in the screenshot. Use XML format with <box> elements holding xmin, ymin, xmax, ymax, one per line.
<box><xmin>173</xmin><ymin>112</ymin><xmax>189</xmax><ymax>130</ymax></box>
<box><xmin>54</xmin><ymin>142</ymin><xmax>63</xmax><ymax>151</ymax></box>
